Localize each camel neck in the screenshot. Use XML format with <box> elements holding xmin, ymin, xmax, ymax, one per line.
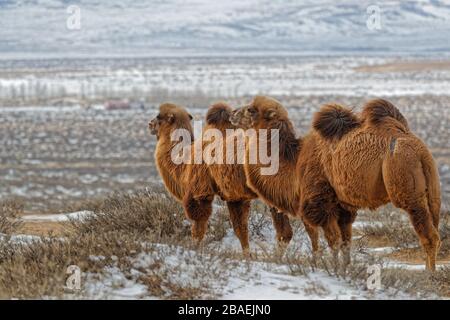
<box><xmin>155</xmin><ymin>129</ymin><xmax>193</xmax><ymax>173</ymax></box>
<box><xmin>244</xmin><ymin>123</ymin><xmax>302</xmax><ymax>215</ymax></box>
<box><xmin>271</xmin><ymin>119</ymin><xmax>301</xmax><ymax>163</ymax></box>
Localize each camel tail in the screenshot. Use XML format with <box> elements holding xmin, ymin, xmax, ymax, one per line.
<box><xmin>362</xmin><ymin>99</ymin><xmax>409</xmax><ymax>130</ymax></box>
<box><xmin>312</xmin><ymin>103</ymin><xmax>360</xmax><ymax>140</ymax></box>
<box><xmin>421</xmin><ymin>152</ymin><xmax>441</xmax><ymax>229</ymax></box>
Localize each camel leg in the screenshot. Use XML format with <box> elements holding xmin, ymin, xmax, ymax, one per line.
<box><xmin>302</xmin><ymin>217</ymin><xmax>320</xmax><ymax>265</ymax></box>
<box><xmin>322</xmin><ymin>217</ymin><xmax>342</xmax><ymax>268</ymax></box>
<box><xmin>383</xmin><ymin>153</ymin><xmax>441</xmax><ymax>271</ymax></box>
<box><xmin>269</xmin><ymin>207</ymin><xmax>293</xmax><ymax>249</ymax></box>
<box><xmin>227</xmin><ymin>200</ymin><xmax>251</xmax><ymax>255</ymax></box>
<box><xmin>183</xmin><ymin>194</ymin><xmax>213</xmax><ymax>245</ymax></box>
<box><xmin>390</xmin><ymin>197</ymin><xmax>440</xmax><ymax>271</ymax></box>
<box><xmin>302</xmin><ymin>217</ymin><xmax>320</xmax><ymax>254</ymax></box>
<box><xmin>337</xmin><ymin>209</ymin><xmax>357</xmax><ymax>267</ymax></box>
<box><xmin>405</xmin><ymin>205</ymin><xmax>440</xmax><ymax>271</ymax></box>
<box><xmin>302</xmin><ymin>190</ymin><xmax>340</xmax><ymax>263</ymax></box>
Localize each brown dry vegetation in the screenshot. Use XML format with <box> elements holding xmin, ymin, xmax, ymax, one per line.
<box><xmin>0</xmin><ymin>198</ymin><xmax>24</xmax><ymax>234</ymax></box>
<box><xmin>0</xmin><ymin>190</ymin><xmax>245</xmax><ymax>299</ymax></box>
<box><xmin>0</xmin><ymin>190</ymin><xmax>184</xmax><ymax>299</ymax></box>
<box><xmin>1</xmin><ymin>190</ymin><xmax>449</xmax><ymax>299</ymax></box>
<box><xmin>359</xmin><ymin>206</ymin><xmax>450</xmax><ymax>257</ymax></box>
<box><xmin>355</xmin><ymin>60</ymin><xmax>450</xmax><ymax>73</ymax></box>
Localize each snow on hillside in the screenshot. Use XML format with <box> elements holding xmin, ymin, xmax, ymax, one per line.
<box><xmin>2</xmin><ymin>56</ymin><xmax>450</xmax><ymax>103</ymax></box>
<box><xmin>1</xmin><ymin>0</ymin><xmax>450</xmax><ymax>56</ymax></box>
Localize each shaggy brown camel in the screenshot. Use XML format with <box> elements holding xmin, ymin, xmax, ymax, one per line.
<box><xmin>149</xmin><ymin>103</ymin><xmax>215</xmax><ymax>245</ymax></box>
<box><xmin>229</xmin><ymin>96</ymin><xmax>343</xmax><ymax>261</ymax></box>
<box><xmin>313</xmin><ymin>99</ymin><xmax>441</xmax><ymax>271</ymax></box>
<box><xmin>203</xmin><ymin>102</ymin><xmax>293</xmax><ymax>251</ymax></box>
<box><xmin>148</xmin><ymin>102</ymin><xmax>292</xmax><ymax>254</ymax></box>
<box><xmin>231</xmin><ymin>96</ymin><xmax>441</xmax><ymax>271</ymax></box>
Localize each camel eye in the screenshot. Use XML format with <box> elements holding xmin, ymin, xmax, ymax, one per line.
<box><xmin>265</xmin><ymin>110</ymin><xmax>277</xmax><ymax>120</ymax></box>
<box><xmin>156</xmin><ymin>114</ymin><xmax>162</xmax><ymax>120</ymax></box>
<box><xmin>247</xmin><ymin>107</ymin><xmax>257</xmax><ymax>114</ymax></box>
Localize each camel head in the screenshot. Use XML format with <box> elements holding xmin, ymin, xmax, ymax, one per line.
<box><xmin>148</xmin><ymin>103</ymin><xmax>193</xmax><ymax>139</ymax></box>
<box><xmin>205</xmin><ymin>102</ymin><xmax>234</xmax><ymax>130</ymax></box>
<box><xmin>231</xmin><ymin>95</ymin><xmax>300</xmax><ymax>162</ymax></box>
<box><xmin>230</xmin><ymin>95</ymin><xmax>290</xmax><ymax>130</ymax></box>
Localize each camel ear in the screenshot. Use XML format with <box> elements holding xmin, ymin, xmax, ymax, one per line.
<box><xmin>188</xmin><ymin>113</ymin><xmax>193</xmax><ymax>121</ymax></box>
<box><xmin>167</xmin><ymin>113</ymin><xmax>174</xmax><ymax>124</ymax></box>
<box><xmin>265</xmin><ymin>109</ymin><xmax>277</xmax><ymax>120</ymax></box>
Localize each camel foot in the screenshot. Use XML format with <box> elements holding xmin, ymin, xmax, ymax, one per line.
<box><xmin>242</xmin><ymin>248</ymin><xmax>253</xmax><ymax>260</ymax></box>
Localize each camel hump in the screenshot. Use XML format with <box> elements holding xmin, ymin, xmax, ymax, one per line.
<box><xmin>362</xmin><ymin>99</ymin><xmax>409</xmax><ymax>130</ymax></box>
<box><xmin>206</xmin><ymin>102</ymin><xmax>232</xmax><ymax>125</ymax></box>
<box><xmin>312</xmin><ymin>103</ymin><xmax>360</xmax><ymax>140</ymax></box>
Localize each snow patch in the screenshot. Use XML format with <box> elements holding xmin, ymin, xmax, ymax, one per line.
<box><xmin>21</xmin><ymin>211</ymin><xmax>94</xmax><ymax>222</ymax></box>
<box><xmin>0</xmin><ymin>233</ymin><xmax>42</xmax><ymax>244</ymax></box>
<box><xmin>82</xmin><ymin>244</ymin><xmax>418</xmax><ymax>300</ymax></box>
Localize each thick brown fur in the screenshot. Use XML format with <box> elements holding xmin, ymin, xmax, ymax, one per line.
<box><xmin>204</xmin><ymin>102</ymin><xmax>293</xmax><ymax>249</ymax></box>
<box><xmin>149</xmin><ymin>102</ymin><xmax>293</xmax><ymax>253</ymax></box>
<box><xmin>312</xmin><ymin>103</ymin><xmax>360</xmax><ymax>140</ymax></box>
<box><xmin>206</xmin><ymin>102</ymin><xmax>234</xmax><ymax>126</ymax></box>
<box><xmin>149</xmin><ymin>103</ymin><xmax>216</xmax><ymax>244</ymax></box>
<box><xmin>312</xmin><ymin>99</ymin><xmax>441</xmax><ymax>270</ymax></box>
<box><xmin>361</xmin><ymin>98</ymin><xmax>409</xmax><ymax>130</ymax></box>
<box><xmin>231</xmin><ymin>96</ymin><xmax>341</xmax><ymax>256</ymax></box>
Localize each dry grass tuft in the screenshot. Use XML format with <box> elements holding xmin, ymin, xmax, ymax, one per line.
<box><xmin>0</xmin><ymin>190</ymin><xmax>189</xmax><ymax>299</ymax></box>
<box><xmin>360</xmin><ymin>208</ymin><xmax>417</xmax><ymax>248</ymax></box>
<box><xmin>0</xmin><ymin>198</ymin><xmax>24</xmax><ymax>234</ymax></box>
<box><xmin>70</xmin><ymin>189</ymin><xmax>190</xmax><ymax>243</ymax></box>
<box><xmin>439</xmin><ymin>208</ymin><xmax>450</xmax><ymax>254</ymax></box>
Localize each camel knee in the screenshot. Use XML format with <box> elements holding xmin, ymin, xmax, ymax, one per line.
<box><xmin>408</xmin><ymin>207</ymin><xmax>439</xmax><ymax>241</ymax></box>
<box><xmin>301</xmin><ymin>218</ymin><xmax>319</xmax><ymax>252</ymax></box>
<box><xmin>191</xmin><ymin>220</ymin><xmax>209</xmax><ymax>242</ymax></box>
<box><xmin>183</xmin><ymin>196</ymin><xmax>213</xmax><ymax>222</ymax></box>
<box><xmin>183</xmin><ymin>195</ymin><xmax>213</xmax><ymax>242</ymax></box>
<box><xmin>279</xmin><ymin>227</ymin><xmax>293</xmax><ymax>244</ymax></box>
<box><xmin>227</xmin><ymin>201</ymin><xmax>250</xmax><ymax>229</ymax></box>
<box><xmin>275</xmin><ymin>228</ymin><xmax>293</xmax><ymax>245</ymax></box>
<box><xmin>338</xmin><ymin>210</ymin><xmax>357</xmax><ymax>245</ymax></box>
<box><xmin>419</xmin><ymin>227</ymin><xmax>440</xmax><ymax>253</ymax></box>
<box><xmin>302</xmin><ymin>199</ymin><xmax>340</xmax><ymax>253</ymax></box>
<box><xmin>270</xmin><ymin>209</ymin><xmax>293</xmax><ymax>244</ymax></box>
<box><xmin>301</xmin><ymin>197</ymin><xmax>338</xmax><ymax>228</ymax></box>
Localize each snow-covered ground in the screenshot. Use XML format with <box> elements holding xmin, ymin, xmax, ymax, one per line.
<box><xmin>82</xmin><ymin>244</ymin><xmax>418</xmax><ymax>300</ymax></box>
<box><xmin>2</xmin><ymin>205</ymin><xmax>447</xmax><ymax>299</ymax></box>
<box><xmin>21</xmin><ymin>210</ymin><xmax>94</xmax><ymax>222</ymax></box>
<box><xmin>0</xmin><ymin>232</ymin><xmax>42</xmax><ymax>244</ymax></box>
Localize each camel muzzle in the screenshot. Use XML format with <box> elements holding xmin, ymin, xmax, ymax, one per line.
<box><xmin>148</xmin><ymin>119</ymin><xmax>158</xmax><ymax>135</ymax></box>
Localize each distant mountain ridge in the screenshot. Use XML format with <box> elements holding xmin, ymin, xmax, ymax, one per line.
<box><xmin>1</xmin><ymin>0</ymin><xmax>450</xmax><ymax>56</ymax></box>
